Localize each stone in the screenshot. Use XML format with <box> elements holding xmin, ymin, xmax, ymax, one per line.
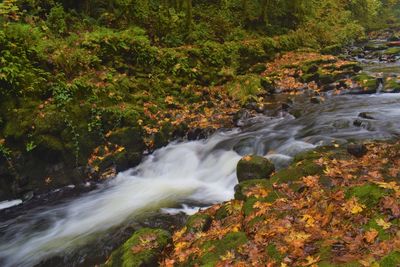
<box><xmin>233</xmin><ymin>109</ymin><xmax>251</xmax><ymax>127</ymax></box>
<box><xmin>358</xmin><ymin>112</ymin><xmax>375</xmax><ymax>120</ymax></box>
<box><xmin>236</xmin><ymin>155</ymin><xmax>275</xmax><ymax>182</ymax></box>
<box><xmin>310</xmin><ymin>97</ymin><xmax>323</xmax><ymax>104</ymax></box>
<box><xmin>347</xmin><ymin>143</ymin><xmax>367</xmax><ymax>157</ymax></box>
<box><xmin>104</xmin><ymin>228</ymin><xmax>171</xmax><ymax>267</ymax></box>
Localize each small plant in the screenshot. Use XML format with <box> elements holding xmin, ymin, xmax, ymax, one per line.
<box><xmin>25</xmin><ymin>141</ymin><xmax>37</xmax><ymax>152</ymax></box>
<box><xmin>0</xmin><ymin>139</ymin><xmax>11</xmax><ymax>160</ymax></box>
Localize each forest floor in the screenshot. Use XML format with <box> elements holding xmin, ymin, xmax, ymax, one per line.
<box><xmin>160</xmin><ymin>141</ymin><xmax>400</xmax><ymax>266</ymax></box>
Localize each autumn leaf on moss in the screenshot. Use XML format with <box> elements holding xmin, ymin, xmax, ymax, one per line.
<box><xmin>364</xmin><ymin>229</ymin><xmax>378</xmax><ymax>243</ymax></box>
<box><xmin>301</xmin><ymin>255</ymin><xmax>320</xmax><ymax>266</ymax></box>
<box><xmin>343</xmin><ymin>197</ymin><xmax>365</xmax><ymax>214</ymax></box>
<box><xmin>376</xmin><ymin>218</ymin><xmax>391</xmax><ymax>230</ymax></box>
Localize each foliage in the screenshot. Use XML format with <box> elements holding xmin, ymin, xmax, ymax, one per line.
<box><xmin>162</xmin><ymin>141</ymin><xmax>400</xmax><ymax>266</ymax></box>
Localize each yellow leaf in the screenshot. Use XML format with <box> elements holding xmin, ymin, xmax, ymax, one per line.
<box><xmin>344</xmin><ymin>197</ymin><xmax>365</xmax><ymax>214</ymax></box>
<box><xmin>116</xmin><ymin>146</ymin><xmax>125</xmax><ymax>153</ymax></box>
<box><xmin>375</xmin><ymin>181</ymin><xmax>400</xmax><ymax>193</ymax></box>
<box><xmin>302</xmin><ymin>255</ymin><xmax>320</xmax><ymax>266</ymax></box>
<box><xmin>220</xmin><ymin>250</ymin><xmax>235</xmax><ymax>261</ymax></box>
<box><xmin>243</xmin><ymin>155</ymin><xmax>252</xmax><ymax>161</ymax></box>
<box><xmin>376</xmin><ymin>218</ymin><xmax>391</xmax><ymax>230</ymax></box>
<box><xmin>301</xmin><ymin>214</ymin><xmax>315</xmax><ymax>227</ymax></box>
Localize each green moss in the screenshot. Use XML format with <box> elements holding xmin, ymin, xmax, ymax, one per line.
<box><xmin>293</xmin><ymin>150</ymin><xmax>321</xmax><ymax>162</ymax></box>
<box><xmin>384</xmin><ymin>78</ymin><xmax>400</xmax><ymax>92</ymax></box>
<box><xmin>104</xmin><ymin>228</ymin><xmax>171</xmax><ymax>267</ymax></box>
<box><xmin>247</xmin><ymin>215</ymin><xmax>265</xmax><ymax>228</ymax></box>
<box><xmin>196</xmin><ymin>232</ymin><xmax>248</xmax><ymax>266</ymax></box>
<box><xmin>234</xmin><ymin>179</ymin><xmax>270</xmax><ymax>201</ymax></box>
<box><xmin>226</xmin><ymin>74</ymin><xmax>264</xmax><ymax>104</ymax></box>
<box><xmin>186</xmin><ymin>214</ymin><xmax>212</xmax><ymax>233</ymax></box>
<box><xmin>363</xmin><ymin>216</ymin><xmax>390</xmax><ymax>240</ymax></box>
<box><xmin>318</xmin><ymin>71</ymin><xmax>335</xmax><ymax>85</ymax></box>
<box><xmin>301</xmin><ymin>72</ymin><xmax>319</xmax><ymax>83</ymax></box>
<box><xmin>379</xmin><ymin>251</ymin><xmax>400</xmax><ymax>267</ymax></box>
<box><xmin>318</xmin><ymin>244</ymin><xmax>332</xmax><ymax>263</ymax></box>
<box><xmin>266</xmin><ymin>244</ymin><xmax>284</xmax><ymax>262</ymax></box>
<box><xmin>236</xmin><ymin>155</ymin><xmax>275</xmax><ymax>182</ymax></box>
<box><xmin>384</xmin><ymin>47</ymin><xmax>400</xmax><ymax>55</ymax></box>
<box><xmin>243</xmin><ymin>197</ymin><xmax>258</xmax><ymax>216</ymax></box>
<box><xmin>321</xmin><ymin>44</ymin><xmax>342</xmax><ymax>55</ymax></box>
<box><xmin>364</xmin><ymin>44</ymin><xmax>387</xmax><ymax>51</ymax></box>
<box><xmin>354</xmin><ymin>73</ymin><xmax>377</xmax><ymax>90</ymax></box>
<box><xmin>345</xmin><ymin>183</ymin><xmax>389</xmax><ymax>208</ymax></box>
<box><xmin>215</xmin><ymin>205</ymin><xmax>229</xmax><ymax>220</ymax></box>
<box><xmin>269</xmin><ymin>159</ymin><xmax>324</xmax><ymax>190</ymax></box>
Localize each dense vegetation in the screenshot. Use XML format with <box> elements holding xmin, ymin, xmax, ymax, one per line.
<box><xmin>0</xmin><ymin>0</ymin><xmax>399</xmax><ymax>199</ymax></box>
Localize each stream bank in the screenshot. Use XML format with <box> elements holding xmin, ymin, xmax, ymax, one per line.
<box><xmin>1</xmin><ymin>30</ymin><xmax>400</xmax><ymax>266</ymax></box>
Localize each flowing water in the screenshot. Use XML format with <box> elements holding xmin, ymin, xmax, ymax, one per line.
<box><xmin>1</xmin><ymin>43</ymin><xmax>400</xmax><ymax>267</ymax></box>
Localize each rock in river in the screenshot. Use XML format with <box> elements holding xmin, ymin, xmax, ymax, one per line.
<box><xmin>236</xmin><ymin>155</ymin><xmax>275</xmax><ymax>182</ymax></box>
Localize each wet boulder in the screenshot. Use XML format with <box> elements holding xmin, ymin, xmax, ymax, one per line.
<box><xmin>358</xmin><ymin>112</ymin><xmax>375</xmax><ymax>120</ymax></box>
<box><xmin>104</xmin><ymin>228</ymin><xmax>171</xmax><ymax>267</ymax></box>
<box><xmin>347</xmin><ymin>143</ymin><xmax>367</xmax><ymax>158</ymax></box>
<box><xmin>236</xmin><ymin>155</ymin><xmax>275</xmax><ymax>182</ymax></box>
<box><xmin>233</xmin><ymin>109</ymin><xmax>251</xmax><ymax>127</ymax></box>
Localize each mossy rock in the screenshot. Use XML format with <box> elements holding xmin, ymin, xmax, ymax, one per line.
<box><xmin>321</xmin><ymin>44</ymin><xmax>342</xmax><ymax>55</ymax></box>
<box><xmin>234</xmin><ymin>179</ymin><xmax>270</xmax><ymax>201</ymax></box>
<box><xmin>242</xmin><ymin>194</ymin><xmax>278</xmax><ymax>216</ymax></box>
<box><xmin>186</xmin><ymin>214</ymin><xmax>212</xmax><ymax>233</ymax></box>
<box><xmin>301</xmin><ymin>72</ymin><xmax>320</xmax><ymax>83</ymax></box>
<box><xmin>345</xmin><ymin>183</ymin><xmax>389</xmax><ymax>208</ymax></box>
<box><xmin>384</xmin><ymin>47</ymin><xmax>400</xmax><ymax>55</ymax></box>
<box><xmin>364</xmin><ymin>44</ymin><xmax>388</xmax><ymax>51</ymax></box>
<box><xmin>108</xmin><ymin>127</ymin><xmax>144</xmax><ymax>151</ymax></box>
<box><xmin>336</xmin><ymin>62</ymin><xmax>362</xmax><ymax>73</ymax></box>
<box><xmin>191</xmin><ymin>232</ymin><xmax>248</xmax><ymax>266</ymax></box>
<box><xmin>301</xmin><ymin>63</ymin><xmax>319</xmax><ymax>74</ymax></box>
<box><xmin>104</xmin><ymin>228</ymin><xmax>171</xmax><ymax>267</ymax></box>
<box><xmin>354</xmin><ymin>73</ymin><xmax>377</xmax><ymax>91</ymax></box>
<box><xmin>318</xmin><ymin>72</ymin><xmax>335</xmax><ymax>85</ymax></box>
<box><xmin>236</xmin><ymin>155</ymin><xmax>275</xmax><ymax>182</ymax></box>
<box><xmin>293</xmin><ymin>149</ymin><xmax>322</xmax><ymax>163</ymax></box>
<box><xmin>384</xmin><ymin>78</ymin><xmax>400</xmax><ymax>93</ymax></box>
<box><xmin>269</xmin><ymin>158</ymin><xmax>324</xmax><ymax>191</ymax></box>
